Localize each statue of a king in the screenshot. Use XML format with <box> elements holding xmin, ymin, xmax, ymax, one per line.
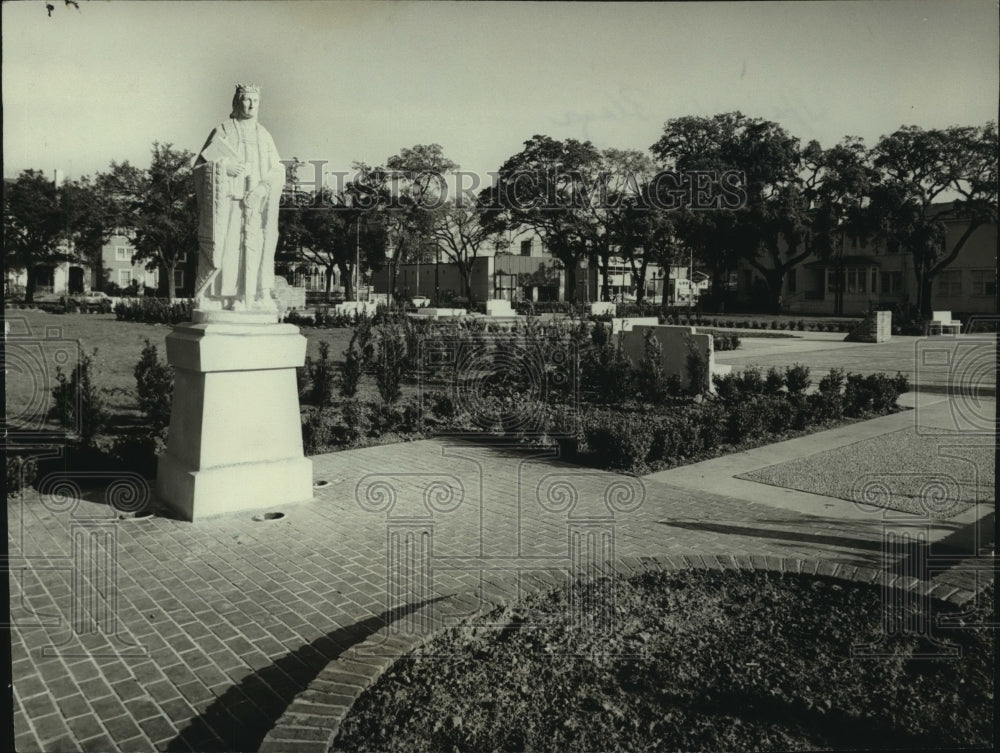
<box><xmin>193</xmin><ymin>83</ymin><xmax>284</xmax><ymax>312</ymax></box>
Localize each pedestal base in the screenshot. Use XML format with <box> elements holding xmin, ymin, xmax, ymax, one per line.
<box><xmin>157</xmin><ymin>453</ymin><xmax>313</xmax><ymax>521</ymax></box>
<box><xmin>155</xmin><ymin>320</ymin><xmax>313</xmax><ymax>521</ymax></box>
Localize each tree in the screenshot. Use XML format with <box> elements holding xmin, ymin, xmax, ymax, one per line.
<box><xmin>579</xmin><ymin>148</ymin><xmax>657</xmax><ymax>302</ymax></box>
<box><xmin>61</xmin><ymin>174</ymin><xmax>119</xmax><ymax>292</ymax></box>
<box><xmin>619</xmin><ymin>185</ymin><xmax>681</xmax><ymax>307</ymax></box>
<box><xmin>3</xmin><ymin>169</ymin><xmax>67</xmax><ymax>302</ymax></box>
<box><xmin>866</xmin><ymin>123</ymin><xmax>998</xmax><ymax>318</ymax></box>
<box><xmin>799</xmin><ymin>137</ymin><xmax>877</xmax><ymax>315</ymax></box>
<box><xmin>651</xmin><ymin>112</ymin><xmax>806</xmax><ymax>312</ymax></box>
<box><xmin>118</xmin><ymin>144</ymin><xmax>199</xmax><ymax>300</ymax></box>
<box><xmin>380</xmin><ymin>144</ymin><xmax>458</xmax><ymax>300</ymax></box>
<box><xmin>296</xmin><ymin>185</ymin><xmax>387</xmax><ymax>302</ymax></box>
<box><xmin>487</xmin><ymin>135</ymin><xmax>604</xmax><ymax>302</ymax></box>
<box><xmin>428</xmin><ymin>198</ymin><xmax>499</xmax><ymax>303</ymax></box>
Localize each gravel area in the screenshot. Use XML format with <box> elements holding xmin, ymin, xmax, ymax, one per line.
<box><xmin>739</xmin><ymin>428</ymin><xmax>995</xmax><ymax>519</ymax></box>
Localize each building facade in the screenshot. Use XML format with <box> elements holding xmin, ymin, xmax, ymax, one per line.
<box><xmin>371</xmin><ymin>231</ymin><xmax>705</xmax><ymax>305</ymax></box>
<box><xmin>96</xmin><ymin>232</ymin><xmax>196</xmax><ymax>297</ymax></box>
<box><xmin>736</xmin><ymin>214</ymin><xmax>997</xmax><ymax>316</ymax></box>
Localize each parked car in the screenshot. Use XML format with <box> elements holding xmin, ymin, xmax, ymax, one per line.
<box><xmin>63</xmin><ymin>291</ymin><xmax>114</xmax><ymax>313</ymax></box>
<box><xmin>31</xmin><ymin>292</ymin><xmax>66</xmax><ymax>310</ymax></box>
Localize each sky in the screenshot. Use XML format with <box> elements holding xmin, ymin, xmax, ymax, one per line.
<box><xmin>3</xmin><ymin>0</ymin><xmax>998</xmax><ymax>185</ymax></box>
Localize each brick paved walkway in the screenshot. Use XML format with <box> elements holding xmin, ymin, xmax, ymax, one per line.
<box><xmin>8</xmin><ymin>402</ymin><xmax>996</xmax><ymax>752</ymax></box>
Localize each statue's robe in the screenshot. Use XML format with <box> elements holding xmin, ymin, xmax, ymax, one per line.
<box><xmin>193</xmin><ymin>118</ymin><xmax>283</xmax><ymax>305</ymax></box>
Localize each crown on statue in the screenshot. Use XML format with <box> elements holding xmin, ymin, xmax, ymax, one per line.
<box><xmin>235</xmin><ymin>83</ymin><xmax>261</xmax><ymax>94</ymax></box>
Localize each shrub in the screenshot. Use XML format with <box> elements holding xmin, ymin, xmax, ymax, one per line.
<box><xmin>296</xmin><ymin>363</ymin><xmax>310</xmax><ymax>400</ymax></box>
<box><xmin>727</xmin><ymin>398</ymin><xmax>768</xmax><ymax>443</ymax></box>
<box><xmin>428</xmin><ymin>391</ymin><xmax>458</xmax><ymax>422</ymax></box>
<box><xmin>788</xmin><ymin>393</ymin><xmax>810</xmax><ymax>430</ymax></box>
<box><xmin>285</xmin><ymin>310</ymin><xmax>315</xmax><ymax>327</ymax></box>
<box><xmin>807</xmin><ymin>391</ymin><xmax>843</xmax><ymax>423</ymax></box>
<box><xmin>341</xmin><ymin>399</ymin><xmax>373</xmax><ymax>443</ymax></box>
<box><xmin>302</xmin><ymin>407</ymin><xmax>337</xmax><ymax>455</ymax></box>
<box><xmin>760</xmin><ymin>395</ymin><xmax>795</xmax><ymax>433</ymax></box>
<box><xmin>784</xmin><ymin>364</ymin><xmax>811</xmax><ymax>394</ymax></box>
<box><xmin>49</xmin><ymin>349</ymin><xmax>109</xmax><ymax>448</ymax></box>
<box><xmin>375</xmin><ymin>324</ymin><xmax>408</xmax><ymax>404</ymax></box>
<box><xmin>695</xmin><ymin>404</ymin><xmax>726</xmax><ymax>451</ymax></box>
<box><xmin>712</xmin><ymin>372</ymin><xmax>739</xmax><ymax>403</ymax></box>
<box><xmin>844</xmin><ymin>372</ymin><xmax>904</xmax><ymax>416</ymax></box>
<box><xmin>134</xmin><ymin>339</ymin><xmax>174</xmax><ymax>432</ymax></box>
<box><xmin>818</xmin><ymin>367</ymin><xmax>846</xmax><ymax>395</ymax></box>
<box><xmin>734</xmin><ymin>366</ymin><xmax>765</xmax><ymax>396</ymax></box>
<box><xmin>636</xmin><ymin>329</ymin><xmax>669</xmax><ymax>403</ymax></box>
<box><xmin>583</xmin><ymin>411</ymin><xmax>654</xmax><ymax>473</ymax></box>
<box><xmin>7</xmin><ymin>455</ymin><xmax>39</xmax><ymax>496</ymax></box>
<box><xmin>305</xmin><ymin>341</ymin><xmax>338</xmax><ymax>407</ymax></box>
<box><xmin>340</xmin><ymin>318</ymin><xmax>375</xmax><ymax>398</ymax></box>
<box><xmin>115</xmin><ymin>297</ymin><xmax>193</xmax><ymax>325</ymax></box>
<box><xmin>110</xmin><ymin>429</ymin><xmax>166</xmax><ymax>479</ymax></box>
<box><xmin>893</xmin><ymin>371</ymin><xmax>910</xmax><ymax>395</ymax></box>
<box><xmin>797</xmin><ymin>319</ymin><xmax>806</xmax><ymax>332</ymax></box>
<box><xmin>712</xmin><ymin>334</ymin><xmax>741</xmax><ymax>351</ymax></box>
<box><xmin>582</xmin><ymin>324</ymin><xmax>632</xmax><ymax>401</ymax></box>
<box><xmin>684</xmin><ymin>335</ymin><xmax>710</xmax><ymax>396</ymax></box>
<box><xmin>763</xmin><ymin>367</ymin><xmax>786</xmax><ymax>395</ymax></box>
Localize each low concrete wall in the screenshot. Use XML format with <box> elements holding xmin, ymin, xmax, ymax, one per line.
<box><xmin>273</xmin><ymin>279</ymin><xmax>306</xmax><ymax>313</ymax></box>
<box><xmin>486</xmin><ymin>299</ymin><xmax>514</xmax><ymax>316</ymax></box>
<box><xmin>611</xmin><ymin>316</ymin><xmax>660</xmax><ymax>334</ymax></box>
<box><xmin>335</xmin><ymin>301</ymin><xmax>378</xmax><ymax>317</ymax></box>
<box><xmin>411</xmin><ymin>307</ymin><xmax>467</xmax><ymax>319</ymax></box>
<box><xmin>621</xmin><ymin>324</ymin><xmax>715</xmax><ymax>394</ymax></box>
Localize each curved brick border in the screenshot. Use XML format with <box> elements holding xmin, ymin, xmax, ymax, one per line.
<box><xmin>259</xmin><ymin>555</ymin><xmax>985</xmax><ymax>753</ymax></box>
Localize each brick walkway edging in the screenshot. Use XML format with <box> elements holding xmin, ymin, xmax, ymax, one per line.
<box><xmin>259</xmin><ymin>554</ymin><xmax>984</xmax><ymax>753</ymax></box>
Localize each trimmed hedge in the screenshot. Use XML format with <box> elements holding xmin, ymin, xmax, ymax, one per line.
<box><xmin>579</xmin><ymin>366</ymin><xmax>909</xmax><ymax>473</ymax></box>
<box><xmin>115</xmin><ymin>297</ymin><xmax>193</xmax><ymax>324</ymax></box>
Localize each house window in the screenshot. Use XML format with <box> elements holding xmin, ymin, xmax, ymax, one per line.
<box><xmin>176</xmin><ymin>252</ymin><xmax>187</xmax><ymax>263</ymax></box>
<box><xmin>520</xmin><ymin>239</ymin><xmax>532</xmax><ymax>256</ymax></box>
<box><xmin>173</xmin><ymin>269</ymin><xmax>184</xmax><ymax>292</ymax></box>
<box><xmin>937</xmin><ymin>270</ymin><xmax>962</xmax><ymax>297</ymax></box>
<box><xmin>971</xmin><ymin>269</ymin><xmax>996</xmax><ymax>297</ymax></box>
<box><xmin>115</xmin><ymin>246</ymin><xmax>130</xmax><ymax>262</ymax></box>
<box><xmin>880</xmin><ymin>271</ymin><xmax>903</xmax><ymax>295</ymax></box>
<box><xmin>786</xmin><ymin>269</ymin><xmax>797</xmax><ymax>294</ymax></box>
<box><xmin>826</xmin><ymin>270</ymin><xmax>843</xmax><ymax>293</ymax></box>
<box><xmin>118</xmin><ymin>270</ymin><xmax>132</xmax><ymax>287</ymax></box>
<box><xmin>148</xmin><ymin>269</ymin><xmax>159</xmax><ymax>288</ymax></box>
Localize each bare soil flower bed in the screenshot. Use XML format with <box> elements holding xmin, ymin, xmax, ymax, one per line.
<box><xmin>331</xmin><ymin>570</ymin><xmax>994</xmax><ymax>752</ymax></box>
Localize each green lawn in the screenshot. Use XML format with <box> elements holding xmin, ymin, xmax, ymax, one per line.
<box><xmin>4</xmin><ymin>309</ymin><xmax>356</xmax><ymax>430</ymax></box>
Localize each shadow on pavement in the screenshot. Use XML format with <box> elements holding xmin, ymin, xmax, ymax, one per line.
<box><xmin>660</xmin><ymin>519</ymin><xmax>884</xmax><ymax>553</ymax></box>
<box><xmin>166</xmin><ymin>596</ymin><xmax>448</xmax><ymax>752</ymax></box>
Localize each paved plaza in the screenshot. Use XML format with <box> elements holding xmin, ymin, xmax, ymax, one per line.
<box><xmin>7</xmin><ymin>334</ymin><xmax>997</xmax><ymax>753</ymax></box>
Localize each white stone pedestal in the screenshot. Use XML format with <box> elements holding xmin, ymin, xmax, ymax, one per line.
<box><xmin>156</xmin><ymin>320</ymin><xmax>313</xmax><ymax>521</ymax></box>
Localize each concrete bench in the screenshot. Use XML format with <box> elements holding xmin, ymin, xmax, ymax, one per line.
<box><xmin>928</xmin><ymin>310</ymin><xmax>962</xmax><ymax>335</ymax></box>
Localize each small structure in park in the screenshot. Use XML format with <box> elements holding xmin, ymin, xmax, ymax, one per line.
<box><xmin>618</xmin><ymin>323</ymin><xmax>718</xmax><ymax>394</ymax></box>
<box><xmin>844</xmin><ymin>310</ymin><xmax>892</xmax><ymax>343</ymax></box>
<box><xmin>157</xmin><ymin>84</ymin><xmax>313</xmax><ymax>520</ymax></box>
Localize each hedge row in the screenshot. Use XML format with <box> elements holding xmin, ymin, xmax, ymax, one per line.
<box><xmin>114</xmin><ymin>298</ymin><xmax>193</xmax><ymax>324</ymax></box>
<box><xmin>579</xmin><ymin>366</ymin><xmax>909</xmax><ymax>473</ymax></box>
